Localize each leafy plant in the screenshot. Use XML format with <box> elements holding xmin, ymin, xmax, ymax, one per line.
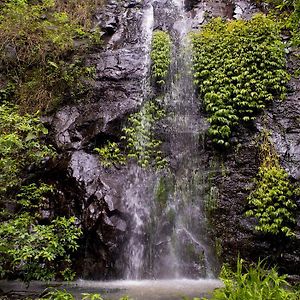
<box><xmin>81</xmin><ymin>293</ymin><xmax>104</xmax><ymax>300</ymax></box>
<box><xmin>0</xmin><ymin>103</ymin><xmax>55</xmax><ymax>194</ymax></box>
<box><xmin>201</xmin><ymin>259</ymin><xmax>300</xmax><ymax>300</ymax></box>
<box><xmin>95</xmin><ymin>141</ymin><xmax>126</xmax><ymax>168</ymax></box>
<box><xmin>151</xmin><ymin>30</ymin><xmax>172</xmax><ymax>85</ymax></box>
<box><xmin>192</xmin><ymin>14</ymin><xmax>289</xmax><ymax>147</ymax></box>
<box><xmin>42</xmin><ymin>289</ymin><xmax>75</xmax><ymax>300</ymax></box>
<box><xmin>245</xmin><ymin>133</ymin><xmax>299</xmax><ymax>237</ymax></box>
<box><xmin>96</xmin><ymin>100</ymin><xmax>168</xmax><ymax>169</ymax></box>
<box><xmin>0</xmin><ymin>183</ymin><xmax>82</xmax><ymax>282</ymax></box>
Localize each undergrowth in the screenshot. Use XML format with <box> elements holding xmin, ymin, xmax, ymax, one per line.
<box><xmin>200</xmin><ymin>259</ymin><xmax>300</xmax><ymax>300</ymax></box>
<box><xmin>0</xmin><ymin>0</ymin><xmax>101</xmax><ymax>112</ymax></box>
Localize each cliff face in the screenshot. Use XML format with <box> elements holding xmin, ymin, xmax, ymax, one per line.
<box><xmin>43</xmin><ymin>0</ymin><xmax>150</xmax><ymax>279</ymax></box>
<box><xmin>43</xmin><ymin>0</ymin><xmax>300</xmax><ymax>279</ymax></box>
<box><xmin>211</xmin><ymin>49</ymin><xmax>300</xmax><ymax>278</ymax></box>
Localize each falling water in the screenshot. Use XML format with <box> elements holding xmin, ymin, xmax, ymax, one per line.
<box><xmin>121</xmin><ymin>0</ymin><xmax>219</xmax><ymax>280</ymax></box>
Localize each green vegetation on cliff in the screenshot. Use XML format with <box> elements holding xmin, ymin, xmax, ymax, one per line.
<box><xmin>0</xmin><ymin>0</ymin><xmax>100</xmax><ymax>112</ymax></box>
<box><xmin>246</xmin><ymin>133</ymin><xmax>299</xmax><ymax>237</ymax></box>
<box><xmin>150</xmin><ymin>30</ymin><xmax>172</xmax><ymax>85</ymax></box>
<box><xmin>0</xmin><ymin>103</ymin><xmax>54</xmax><ymax>193</ymax></box>
<box><xmin>192</xmin><ymin>14</ymin><xmax>289</xmax><ymax>147</ymax></box>
<box><xmin>0</xmin><ymin>0</ymin><xmax>100</xmax><ymax>281</ymax></box>
<box><xmin>95</xmin><ymin>100</ymin><xmax>168</xmax><ymax>169</ymax></box>
<box><xmin>0</xmin><ymin>104</ymin><xmax>82</xmax><ymax>282</ymax></box>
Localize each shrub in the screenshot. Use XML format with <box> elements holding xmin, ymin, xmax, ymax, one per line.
<box><xmin>0</xmin><ymin>183</ymin><xmax>82</xmax><ymax>282</ymax></box>
<box><xmin>192</xmin><ymin>14</ymin><xmax>289</xmax><ymax>147</ymax></box>
<box><xmin>0</xmin><ymin>103</ymin><xmax>55</xmax><ymax>193</ymax></box>
<box><xmin>202</xmin><ymin>259</ymin><xmax>300</xmax><ymax>300</ymax></box>
<box><xmin>0</xmin><ymin>0</ymin><xmax>100</xmax><ymax>111</ymax></box>
<box><xmin>0</xmin><ymin>103</ymin><xmax>81</xmax><ymax>282</ymax></box>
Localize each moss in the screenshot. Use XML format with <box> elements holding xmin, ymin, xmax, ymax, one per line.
<box><xmin>155</xmin><ymin>176</ymin><xmax>175</xmax><ymax>208</ymax></box>
<box><xmin>215</xmin><ymin>238</ymin><xmax>223</xmax><ymax>258</ymax></box>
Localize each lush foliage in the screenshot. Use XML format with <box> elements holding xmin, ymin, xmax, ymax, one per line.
<box><xmin>192</xmin><ymin>14</ymin><xmax>289</xmax><ymax>147</ymax></box>
<box><xmin>151</xmin><ymin>30</ymin><xmax>172</xmax><ymax>85</ymax></box>
<box><xmin>0</xmin><ymin>183</ymin><xmax>82</xmax><ymax>282</ymax></box>
<box><xmin>0</xmin><ymin>103</ymin><xmax>54</xmax><ymax>193</ymax></box>
<box><xmin>0</xmin><ymin>103</ymin><xmax>81</xmax><ymax>282</ymax></box>
<box><xmin>201</xmin><ymin>259</ymin><xmax>300</xmax><ymax>300</ymax></box>
<box><xmin>0</xmin><ymin>0</ymin><xmax>99</xmax><ymax>111</ymax></box>
<box><xmin>246</xmin><ymin>134</ymin><xmax>299</xmax><ymax>237</ymax></box>
<box><xmin>96</xmin><ymin>100</ymin><xmax>168</xmax><ymax>169</ymax></box>
<box><xmin>41</xmin><ymin>290</ymin><xmax>132</xmax><ymax>300</ymax></box>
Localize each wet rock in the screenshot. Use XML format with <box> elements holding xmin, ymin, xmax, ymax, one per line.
<box><xmin>211</xmin><ymin>50</ymin><xmax>300</xmax><ymax>276</ymax></box>
<box><xmin>42</xmin><ymin>0</ymin><xmax>154</xmax><ymax>279</ymax></box>
<box><xmin>40</xmin><ymin>0</ymin><xmax>300</xmax><ymax>280</ymax></box>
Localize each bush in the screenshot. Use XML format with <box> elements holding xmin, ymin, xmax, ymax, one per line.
<box><xmin>0</xmin><ymin>182</ymin><xmax>82</xmax><ymax>282</ymax></box>
<box><xmin>0</xmin><ymin>103</ymin><xmax>54</xmax><ymax>193</ymax></box>
<box><xmin>0</xmin><ymin>0</ymin><xmax>100</xmax><ymax>111</ymax></box>
<box><xmin>203</xmin><ymin>259</ymin><xmax>300</xmax><ymax>300</ymax></box>
<box><xmin>0</xmin><ymin>103</ymin><xmax>81</xmax><ymax>282</ymax></box>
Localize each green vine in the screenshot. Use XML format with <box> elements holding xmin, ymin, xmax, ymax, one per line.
<box><xmin>192</xmin><ymin>14</ymin><xmax>290</xmax><ymax>147</ymax></box>
<box><xmin>95</xmin><ymin>101</ymin><xmax>167</xmax><ymax>169</ymax></box>
<box><xmin>150</xmin><ymin>30</ymin><xmax>172</xmax><ymax>85</ymax></box>
<box><xmin>95</xmin><ymin>141</ymin><xmax>126</xmax><ymax>168</ymax></box>
<box><xmin>246</xmin><ymin>133</ymin><xmax>299</xmax><ymax>237</ymax></box>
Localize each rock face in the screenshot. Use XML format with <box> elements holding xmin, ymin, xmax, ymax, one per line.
<box><xmin>211</xmin><ymin>49</ymin><xmax>300</xmax><ymax>277</ymax></box>
<box><xmin>44</xmin><ymin>0</ymin><xmax>300</xmax><ymax>279</ymax></box>
<box><xmin>44</xmin><ymin>0</ymin><xmax>152</xmax><ymax>279</ymax></box>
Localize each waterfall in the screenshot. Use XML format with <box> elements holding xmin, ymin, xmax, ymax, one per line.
<box><xmin>121</xmin><ymin>0</ymin><xmax>219</xmax><ymax>279</ymax></box>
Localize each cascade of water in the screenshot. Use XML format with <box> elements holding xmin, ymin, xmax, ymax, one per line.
<box><xmin>121</xmin><ymin>0</ymin><xmax>219</xmax><ymax>279</ymax></box>
<box><xmin>122</xmin><ymin>0</ymin><xmax>155</xmax><ymax>280</ymax></box>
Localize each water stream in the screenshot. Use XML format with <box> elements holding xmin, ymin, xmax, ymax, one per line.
<box><xmin>121</xmin><ymin>0</ymin><xmax>219</xmax><ymax>280</ymax></box>
<box><xmin>1</xmin><ymin>0</ymin><xmax>222</xmax><ymax>298</ymax></box>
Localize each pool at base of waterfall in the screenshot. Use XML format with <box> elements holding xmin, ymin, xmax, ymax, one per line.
<box><xmin>0</xmin><ymin>279</ymin><xmax>222</xmax><ymax>300</ymax></box>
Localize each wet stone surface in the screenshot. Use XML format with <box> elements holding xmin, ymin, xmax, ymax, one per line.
<box><xmin>40</xmin><ymin>0</ymin><xmax>300</xmax><ymax>279</ymax></box>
